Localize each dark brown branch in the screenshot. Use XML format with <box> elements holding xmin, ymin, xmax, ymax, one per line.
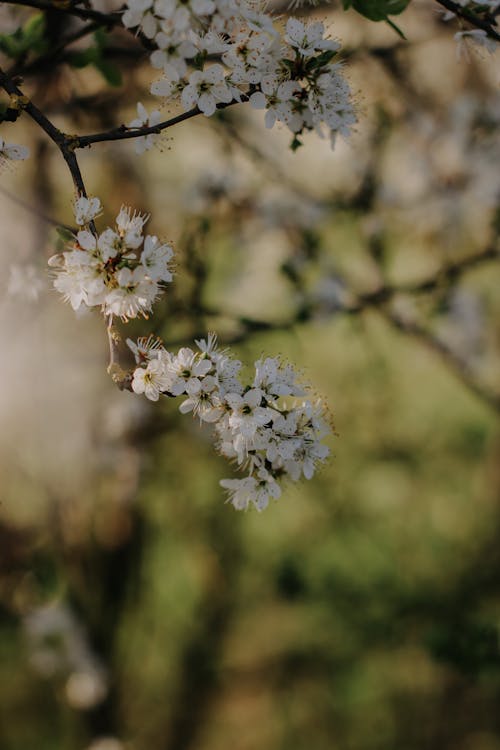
<box><xmin>0</xmin><ymin>66</ymin><xmax>89</xmax><ymax>199</ymax></box>
<box><xmin>3</xmin><ymin>0</ymin><xmax>122</xmax><ymax>27</ymax></box>
<box><xmin>434</xmin><ymin>0</ymin><xmax>500</xmax><ymax>41</ymax></box>
<box><xmin>75</xmin><ymin>96</ymin><xmax>248</xmax><ymax>148</ymax></box>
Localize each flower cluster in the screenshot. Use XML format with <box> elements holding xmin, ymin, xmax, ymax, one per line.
<box><xmin>122</xmin><ymin>0</ymin><xmax>356</xmax><ymax>149</ymax></box>
<box><xmin>49</xmin><ymin>197</ymin><xmax>174</xmax><ymax>319</ymax></box>
<box><xmin>128</xmin><ymin>333</ymin><xmax>331</xmax><ymax>510</ymax></box>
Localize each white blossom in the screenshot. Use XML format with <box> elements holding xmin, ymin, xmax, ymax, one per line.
<box><xmin>128</xmin><ymin>331</ymin><xmax>332</xmax><ymax>509</ymax></box>
<box><xmin>221</xmin><ymin>468</ymin><xmax>281</xmax><ymax>511</ymax></box>
<box><xmin>106</xmin><ymin>267</ymin><xmax>158</xmax><ymax>319</ymax></box>
<box><xmin>73</xmin><ymin>196</ymin><xmax>102</xmax><ymax>226</ymax></box>
<box><xmin>179</xmin><ymin>375</ymin><xmax>224</xmax><ymax>421</ymax></box>
<box><xmin>51</xmin><ymin>203</ymin><xmax>174</xmax><ymax>319</ymax></box>
<box><xmin>0</xmin><ymin>137</ymin><xmax>29</xmax><ymax>165</ymax></box>
<box><xmin>284</xmin><ymin>18</ymin><xmax>339</xmax><ymax>58</ymax></box>
<box><xmin>141</xmin><ymin>235</ymin><xmax>174</xmax><ymax>281</ymax></box>
<box><xmin>165</xmin><ymin>346</ymin><xmax>213</xmax><ymax>395</ymax></box>
<box><xmin>132</xmin><ymin>357</ymin><xmax>171</xmax><ymax>400</ymax></box>
<box><xmin>128</xmin><ymin>102</ymin><xmax>164</xmax><ymax>154</ymax></box>
<box><xmin>455</xmin><ymin>29</ymin><xmax>499</xmax><ymax>59</ymax></box>
<box><xmin>127</xmin><ymin>334</ymin><xmax>165</xmax><ymax>363</ymax></box>
<box><xmin>181</xmin><ymin>64</ymin><xmax>233</xmax><ymax>116</ymax></box>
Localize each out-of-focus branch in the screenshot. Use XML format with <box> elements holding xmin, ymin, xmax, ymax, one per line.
<box><xmin>173</xmin><ymin>244</ymin><xmax>499</xmax><ymax>413</ymax></box>
<box><xmin>0</xmin><ymin>184</ymin><xmax>74</xmax><ymax>232</ymax></box>
<box><xmin>382</xmin><ymin>308</ymin><xmax>500</xmax><ymax>413</ymax></box>
<box><xmin>7</xmin><ymin>20</ymin><xmax>104</xmax><ymax>77</ymax></box>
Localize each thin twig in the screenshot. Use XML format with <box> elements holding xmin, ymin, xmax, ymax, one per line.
<box><xmin>8</xmin><ymin>20</ymin><xmax>104</xmax><ymax>77</ymax></box>
<box><xmin>76</xmin><ymin>96</ymin><xmax>249</xmax><ymax>148</ymax></box>
<box><xmin>0</xmin><ymin>184</ymin><xmax>74</xmax><ymax>232</ymax></box>
<box><xmin>434</xmin><ymin>0</ymin><xmax>500</xmax><ymax>41</ymax></box>
<box><xmin>0</xmin><ymin>66</ymin><xmax>89</xmax><ymax>200</ymax></box>
<box><xmin>3</xmin><ymin>0</ymin><xmax>122</xmax><ymax>27</ymax></box>
<box><xmin>382</xmin><ymin>308</ymin><xmax>500</xmax><ymax>413</ymax></box>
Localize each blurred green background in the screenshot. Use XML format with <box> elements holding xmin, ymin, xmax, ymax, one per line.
<box><xmin>0</xmin><ymin>3</ymin><xmax>500</xmax><ymax>749</ymax></box>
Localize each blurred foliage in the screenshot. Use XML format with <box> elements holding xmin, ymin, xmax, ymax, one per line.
<box><xmin>0</xmin><ymin>2</ymin><xmax>500</xmax><ymax>750</ymax></box>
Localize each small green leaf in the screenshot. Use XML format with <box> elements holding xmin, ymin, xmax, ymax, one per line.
<box><xmin>94</xmin><ymin>59</ymin><xmax>122</xmax><ymax>87</ymax></box>
<box><xmin>23</xmin><ymin>13</ymin><xmax>45</xmax><ymax>42</ymax></box>
<box><xmin>93</xmin><ymin>28</ymin><xmax>108</xmax><ymax>50</ymax></box>
<box><xmin>56</xmin><ymin>226</ymin><xmax>75</xmax><ymax>242</ymax></box>
<box><xmin>290</xmin><ymin>136</ymin><xmax>303</xmax><ymax>152</ymax></box>
<box><xmin>0</xmin><ymin>13</ymin><xmax>47</xmax><ymax>58</ymax></box>
<box><xmin>0</xmin><ymin>35</ymin><xmax>20</xmax><ymax>58</ymax></box>
<box><xmin>308</xmin><ymin>49</ymin><xmax>337</xmax><ymax>70</ymax></box>
<box><xmin>385</xmin><ymin>17</ymin><xmax>407</xmax><ymax>38</ymax></box>
<box><xmin>67</xmin><ymin>47</ymin><xmax>99</xmax><ymax>68</ymax></box>
<box><xmin>350</xmin><ymin>0</ymin><xmax>410</xmax><ymax>21</ymax></box>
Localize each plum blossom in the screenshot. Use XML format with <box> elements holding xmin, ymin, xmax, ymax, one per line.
<box><xmin>250</xmin><ymin>78</ymin><xmax>302</xmax><ymax>130</ymax></box>
<box><xmin>128</xmin><ymin>331</ymin><xmax>332</xmax><ymax>509</ymax></box>
<box><xmin>284</xmin><ymin>18</ymin><xmax>340</xmax><ymax>58</ymax></box>
<box><xmin>50</xmin><ymin>201</ymin><xmax>174</xmax><ymax>318</ymax></box>
<box><xmin>128</xmin><ymin>102</ymin><xmax>164</xmax><ymax>154</ymax></box>
<box><xmin>73</xmin><ymin>196</ymin><xmax>102</xmax><ymax>226</ymax></box>
<box><xmin>0</xmin><ymin>137</ymin><xmax>29</xmax><ymax>166</ymax></box>
<box><xmin>141</xmin><ymin>235</ymin><xmax>174</xmax><ymax>281</ymax></box>
<box><xmin>181</xmin><ymin>64</ymin><xmax>233</xmax><ymax>116</ymax></box>
<box><xmin>165</xmin><ymin>347</ymin><xmax>213</xmax><ymax>395</ymax></box>
<box><xmin>132</xmin><ymin>357</ymin><xmax>171</xmax><ymax>400</ymax></box>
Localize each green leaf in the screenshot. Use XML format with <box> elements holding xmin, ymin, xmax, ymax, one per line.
<box><xmin>308</xmin><ymin>49</ymin><xmax>338</xmax><ymax>71</ymax></box>
<box><xmin>350</xmin><ymin>0</ymin><xmax>410</xmax><ymax>21</ymax></box>
<box><xmin>23</xmin><ymin>13</ymin><xmax>45</xmax><ymax>42</ymax></box>
<box><xmin>55</xmin><ymin>226</ymin><xmax>75</xmax><ymax>242</ymax></box>
<box><xmin>67</xmin><ymin>46</ymin><xmax>100</xmax><ymax>68</ymax></box>
<box><xmin>0</xmin><ymin>13</ymin><xmax>47</xmax><ymax>58</ymax></box>
<box><xmin>93</xmin><ymin>28</ymin><xmax>108</xmax><ymax>50</ymax></box>
<box><xmin>0</xmin><ymin>34</ymin><xmax>21</xmax><ymax>58</ymax></box>
<box><xmin>94</xmin><ymin>59</ymin><xmax>122</xmax><ymax>87</ymax></box>
<box><xmin>290</xmin><ymin>136</ymin><xmax>303</xmax><ymax>152</ymax></box>
<box><xmin>385</xmin><ymin>17</ymin><xmax>407</xmax><ymax>38</ymax></box>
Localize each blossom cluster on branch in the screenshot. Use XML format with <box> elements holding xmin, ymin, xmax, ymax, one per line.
<box><xmin>3</xmin><ymin>0</ymin><xmax>496</xmax><ymax>510</ymax></box>
<box><xmin>46</xmin><ymin>195</ymin><xmax>332</xmax><ymax>510</ymax></box>
<box><xmin>128</xmin><ymin>333</ymin><xmax>331</xmax><ymax>511</ymax></box>
<box><xmin>124</xmin><ymin>0</ymin><xmax>356</xmax><ymax>149</ymax></box>
<box><xmin>49</xmin><ymin>197</ymin><xmax>174</xmax><ymax>319</ymax></box>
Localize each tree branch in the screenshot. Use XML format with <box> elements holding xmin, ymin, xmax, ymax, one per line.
<box><xmin>382</xmin><ymin>308</ymin><xmax>500</xmax><ymax>413</ymax></box>
<box><xmin>0</xmin><ymin>66</ymin><xmax>89</xmax><ymax>199</ymax></box>
<box><xmin>175</xmin><ymin>245</ymin><xmax>500</xmax><ymax>413</ymax></box>
<box><xmin>434</xmin><ymin>0</ymin><xmax>500</xmax><ymax>41</ymax></box>
<box><xmin>3</xmin><ymin>0</ymin><xmax>122</xmax><ymax>27</ymax></box>
<box><xmin>75</xmin><ymin>97</ymin><xmax>248</xmax><ymax>148</ymax></box>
